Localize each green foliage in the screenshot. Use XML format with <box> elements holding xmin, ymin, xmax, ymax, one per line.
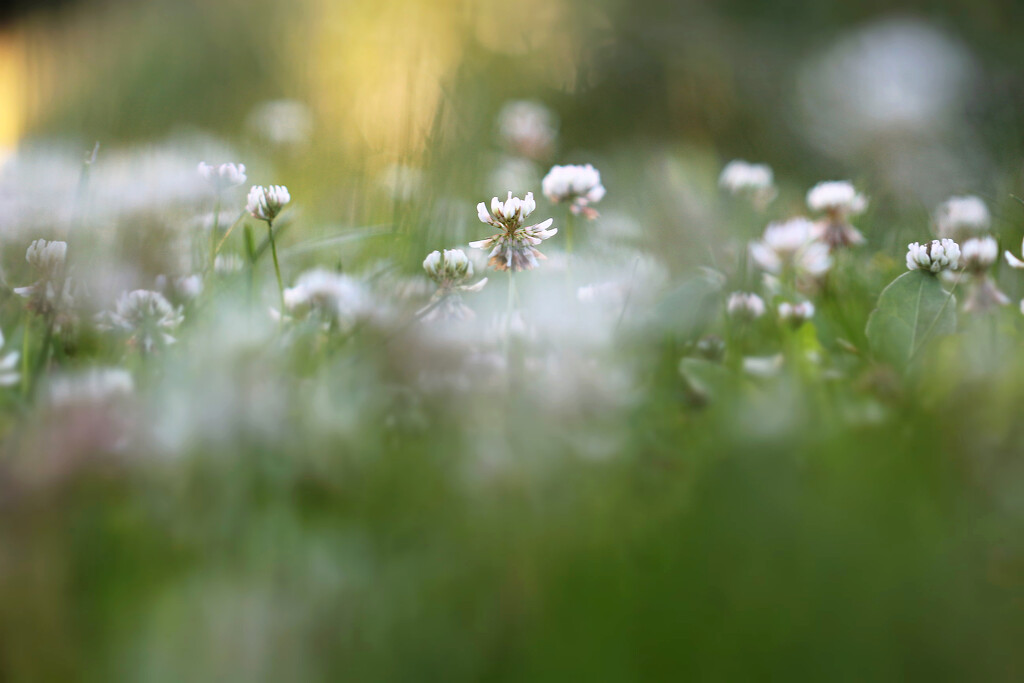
<box><xmin>865</xmin><ymin>271</ymin><xmax>958</xmax><ymax>368</ymax></box>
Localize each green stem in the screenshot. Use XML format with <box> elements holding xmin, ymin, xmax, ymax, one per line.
<box><xmin>209</xmin><ymin>195</ymin><xmax>221</xmax><ymax>275</ymax></box>
<box><xmin>30</xmin><ymin>313</ymin><xmax>55</xmax><ymax>392</ymax></box>
<box><xmin>267</xmin><ymin>220</ymin><xmax>286</xmax><ymax>315</ymax></box>
<box><xmin>565</xmin><ymin>210</ymin><xmax>575</xmax><ymax>255</ymax></box>
<box><xmin>20</xmin><ymin>311</ymin><xmax>31</xmax><ymax>397</ymax></box>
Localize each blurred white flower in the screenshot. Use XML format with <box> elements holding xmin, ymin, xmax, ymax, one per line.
<box><xmin>246</xmin><ymin>100</ymin><xmax>313</xmax><ymax>146</ymax></box>
<box><xmin>542</xmin><ymin>164</ymin><xmax>606</xmax><ymax>218</ymax></box>
<box><xmin>497</xmin><ymin>100</ymin><xmax>557</xmax><ymax>160</ymax></box>
<box><xmin>0</xmin><ymin>328</ymin><xmax>20</xmax><ymax>387</ymax></box>
<box><xmin>806</xmin><ymin>181</ymin><xmax>868</xmax><ymax>215</ymax></box>
<box><xmin>25</xmin><ymin>238</ymin><xmax>67</xmax><ymax>274</ymax></box>
<box><xmin>749</xmin><ymin>218</ymin><xmax>832</xmax><ymax>278</ymax></box>
<box><xmin>47</xmin><ymin>368</ymin><xmax>134</xmax><ymax>407</ymax></box>
<box><xmin>470</xmin><ymin>191</ymin><xmax>557</xmax><ymax>271</ymax></box>
<box><xmin>934</xmin><ymin>195</ymin><xmax>990</xmax><ymax>240</ymax></box>
<box><xmin>958</xmin><ymin>237</ymin><xmax>1007</xmax><ymax>313</ymax></box>
<box><xmin>797</xmin><ymin>19</ymin><xmax>975</xmax><ymax>158</ymax></box>
<box><xmin>423</xmin><ymin>249</ymin><xmax>486</xmax><ymax>290</ymax></box>
<box><xmin>777</xmin><ymin>301</ymin><xmax>815</xmax><ymax>326</ymax></box>
<box><xmin>961</xmin><ymin>236</ymin><xmax>998</xmax><ymax>273</ymax></box>
<box><xmin>197</xmin><ymin>162</ymin><xmax>247</xmax><ymax>193</ymax></box>
<box><xmin>726</xmin><ymin>292</ymin><xmax>766</xmax><ymax>321</ymax></box>
<box><xmin>98</xmin><ymin>289</ymin><xmax>184</xmax><ymax>351</ymax></box>
<box><xmin>421</xmin><ymin>248</ymin><xmax>488</xmax><ymax>320</ymax></box>
<box><xmin>906</xmin><ymin>239</ymin><xmax>960</xmax><ymax>273</ymax></box>
<box><xmin>806</xmin><ymin>181</ymin><xmax>868</xmax><ymax>248</ymax></box>
<box><xmin>283</xmin><ymin>269</ymin><xmax>371</xmax><ymax>330</ymax></box>
<box><xmin>15</xmin><ymin>239</ymin><xmax>75</xmax><ymax>319</ymax></box>
<box><xmin>246</xmin><ymin>185</ymin><xmax>290</xmax><ymax>223</ymax></box>
<box><xmin>719</xmin><ymin>160</ymin><xmax>776</xmax><ymax>208</ymax></box>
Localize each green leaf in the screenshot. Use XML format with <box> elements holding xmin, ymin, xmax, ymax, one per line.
<box><xmin>865</xmin><ymin>270</ymin><xmax>957</xmax><ymax>367</ymax></box>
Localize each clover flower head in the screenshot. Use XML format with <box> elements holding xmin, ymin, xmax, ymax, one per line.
<box><xmin>99</xmin><ymin>289</ymin><xmax>184</xmax><ymax>351</ymax></box>
<box><xmin>246</xmin><ymin>184</ymin><xmax>290</xmax><ymax>222</ymax></box>
<box><xmin>198</xmin><ymin>162</ymin><xmax>247</xmax><ymax>192</ymax></box>
<box><xmin>934</xmin><ymin>195</ymin><xmax>990</xmax><ymax>240</ymax></box>
<box><xmin>961</xmin><ymin>236</ymin><xmax>998</xmax><ymax>273</ymax></box>
<box><xmin>749</xmin><ymin>217</ymin><xmax>831</xmax><ymax>278</ymax></box>
<box><xmin>424</xmin><ymin>248</ymin><xmax>473</xmax><ymax>284</ymax></box>
<box><xmin>719</xmin><ymin>160</ymin><xmax>777</xmax><ymax>208</ymax></box>
<box><xmin>0</xmin><ymin>328</ymin><xmax>20</xmax><ymax>388</ymax></box>
<box><xmin>807</xmin><ymin>181</ymin><xmax>867</xmax><ymax>248</ymax></box>
<box><xmin>541</xmin><ymin>164</ymin><xmax>606</xmax><ymax>218</ymax></box>
<box><xmin>777</xmin><ymin>300</ymin><xmax>815</xmax><ymax>326</ymax></box>
<box><xmin>806</xmin><ymin>181</ymin><xmax>868</xmax><ymax>215</ymax></box>
<box><xmin>497</xmin><ymin>100</ymin><xmax>557</xmax><ymax>159</ymax></box>
<box><xmin>283</xmin><ymin>268</ymin><xmax>370</xmax><ymax>330</ymax></box>
<box><xmin>470</xmin><ymin>191</ymin><xmax>557</xmax><ymax>272</ymax></box>
<box><xmin>26</xmin><ymin>238</ymin><xmax>67</xmax><ymax>274</ymax></box>
<box><xmin>726</xmin><ymin>292</ymin><xmax>766</xmax><ymax>321</ymax></box>
<box><xmin>15</xmin><ymin>239</ymin><xmax>74</xmax><ymax>319</ymax></box>
<box><xmin>906</xmin><ymin>239</ymin><xmax>960</xmax><ymax>273</ymax></box>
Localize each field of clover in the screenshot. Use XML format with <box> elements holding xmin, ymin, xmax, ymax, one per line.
<box><xmin>3</xmin><ymin>94</ymin><xmax>1024</xmax><ymax>680</ymax></box>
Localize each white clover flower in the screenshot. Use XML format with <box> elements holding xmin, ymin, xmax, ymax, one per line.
<box><xmin>197</xmin><ymin>162</ymin><xmax>247</xmax><ymax>192</ymax></box>
<box><xmin>420</xmin><ymin>249</ymin><xmax>488</xmax><ymax>321</ymax></box>
<box><xmin>961</xmin><ymin>236</ymin><xmax>998</xmax><ymax>273</ymax></box>
<box><xmin>0</xmin><ymin>328</ymin><xmax>20</xmax><ymax>387</ymax></box>
<box><xmin>541</xmin><ymin>164</ymin><xmax>606</xmax><ymax>218</ymax></box>
<box><xmin>806</xmin><ymin>181</ymin><xmax>868</xmax><ymax>248</ymax></box>
<box><xmin>719</xmin><ymin>160</ymin><xmax>777</xmax><ymax>208</ymax></box>
<box><xmin>422</xmin><ymin>249</ymin><xmax>487</xmax><ymax>290</ymax></box>
<box><xmin>246</xmin><ymin>185</ymin><xmax>290</xmax><ymax>223</ymax></box>
<box><xmin>957</xmin><ymin>236</ymin><xmax>1007</xmax><ymax>313</ymax></box>
<box><xmin>15</xmin><ymin>239</ymin><xmax>74</xmax><ymax>319</ymax></box>
<box><xmin>99</xmin><ymin>289</ymin><xmax>184</xmax><ymax>351</ymax></box>
<box><xmin>934</xmin><ymin>195</ymin><xmax>990</xmax><ymax>240</ymax></box>
<box><xmin>497</xmin><ymin>100</ymin><xmax>558</xmax><ymax>160</ymax></box>
<box><xmin>726</xmin><ymin>292</ymin><xmax>766</xmax><ymax>321</ymax></box>
<box><xmin>25</xmin><ymin>238</ymin><xmax>67</xmax><ymax>274</ymax></box>
<box><xmin>777</xmin><ymin>300</ymin><xmax>815</xmax><ymax>326</ymax></box>
<box><xmin>806</xmin><ymin>181</ymin><xmax>868</xmax><ymax>215</ymax></box>
<box><xmin>282</xmin><ymin>268</ymin><xmax>371</xmax><ymax>330</ymax></box>
<box><xmin>749</xmin><ymin>217</ymin><xmax>832</xmax><ymax>278</ymax></box>
<box><xmin>470</xmin><ymin>191</ymin><xmax>557</xmax><ymax>272</ymax></box>
<box><xmin>906</xmin><ymin>239</ymin><xmax>960</xmax><ymax>273</ymax></box>
<box><xmin>47</xmin><ymin>368</ymin><xmax>133</xmax><ymax>407</ymax></box>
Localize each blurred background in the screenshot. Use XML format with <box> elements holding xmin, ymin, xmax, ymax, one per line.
<box><xmin>3</xmin><ymin>0</ymin><xmax>1024</xmax><ymax>680</ymax></box>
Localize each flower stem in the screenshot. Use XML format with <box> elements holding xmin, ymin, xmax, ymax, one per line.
<box><xmin>20</xmin><ymin>311</ymin><xmax>30</xmax><ymax>397</ymax></box>
<box><xmin>565</xmin><ymin>210</ymin><xmax>575</xmax><ymax>256</ymax></box>
<box><xmin>209</xmin><ymin>195</ymin><xmax>221</xmax><ymax>275</ymax></box>
<box><xmin>267</xmin><ymin>220</ymin><xmax>286</xmax><ymax>316</ymax></box>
